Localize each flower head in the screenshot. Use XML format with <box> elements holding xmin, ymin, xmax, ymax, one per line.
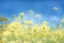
<box><xmin>35</xmin><ymin>14</ymin><xmax>41</xmax><ymax>18</ymax></box>
<box><xmin>28</xmin><ymin>10</ymin><xmax>33</xmax><ymax>14</ymax></box>
<box><xmin>20</xmin><ymin>12</ymin><xmax>24</xmax><ymax>18</ymax></box>
<box><xmin>25</xmin><ymin>20</ymin><xmax>32</xmax><ymax>25</ymax></box>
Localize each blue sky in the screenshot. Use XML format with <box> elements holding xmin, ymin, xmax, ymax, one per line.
<box><xmin>0</xmin><ymin>0</ymin><xmax>64</xmax><ymax>26</ymax></box>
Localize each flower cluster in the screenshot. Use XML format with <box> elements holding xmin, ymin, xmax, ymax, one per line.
<box><xmin>0</xmin><ymin>10</ymin><xmax>64</xmax><ymax>43</ymax></box>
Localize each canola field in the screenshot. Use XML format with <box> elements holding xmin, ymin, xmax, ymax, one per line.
<box><xmin>0</xmin><ymin>10</ymin><xmax>64</xmax><ymax>43</ymax></box>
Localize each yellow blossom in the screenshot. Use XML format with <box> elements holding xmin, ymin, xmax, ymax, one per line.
<box><xmin>25</xmin><ymin>20</ymin><xmax>32</xmax><ymax>25</ymax></box>
<box><xmin>35</xmin><ymin>14</ymin><xmax>41</xmax><ymax>18</ymax></box>
<box><xmin>28</xmin><ymin>10</ymin><xmax>33</xmax><ymax>14</ymax></box>
<box><xmin>19</xmin><ymin>12</ymin><xmax>24</xmax><ymax>18</ymax></box>
<box><xmin>61</xmin><ymin>18</ymin><xmax>64</xmax><ymax>22</ymax></box>
<box><xmin>2</xmin><ymin>31</ymin><xmax>11</xmax><ymax>37</ymax></box>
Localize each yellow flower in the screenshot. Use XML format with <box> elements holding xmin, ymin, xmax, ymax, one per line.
<box><xmin>35</xmin><ymin>14</ymin><xmax>41</xmax><ymax>18</ymax></box>
<box><xmin>2</xmin><ymin>31</ymin><xmax>11</xmax><ymax>37</ymax></box>
<box><xmin>58</xmin><ymin>24</ymin><xmax>62</xmax><ymax>29</ymax></box>
<box><xmin>56</xmin><ymin>41</ymin><xmax>59</xmax><ymax>43</ymax></box>
<box><xmin>33</xmin><ymin>24</ymin><xmax>38</xmax><ymax>31</ymax></box>
<box><xmin>24</xmin><ymin>40</ymin><xmax>30</xmax><ymax>43</ymax></box>
<box><xmin>47</xmin><ymin>26</ymin><xmax>50</xmax><ymax>31</ymax></box>
<box><xmin>25</xmin><ymin>20</ymin><xmax>32</xmax><ymax>25</ymax></box>
<box><xmin>0</xmin><ymin>40</ymin><xmax>3</xmax><ymax>43</ymax></box>
<box><xmin>2</xmin><ymin>38</ymin><xmax>7</xmax><ymax>42</ymax></box>
<box><xmin>42</xmin><ymin>21</ymin><xmax>47</xmax><ymax>28</ymax></box>
<box><xmin>7</xmin><ymin>22</ymin><xmax>22</xmax><ymax>32</ymax></box>
<box><xmin>9</xmin><ymin>41</ymin><xmax>15</xmax><ymax>43</ymax></box>
<box><xmin>42</xmin><ymin>21</ymin><xmax>47</xmax><ymax>24</ymax></box>
<box><xmin>28</xmin><ymin>10</ymin><xmax>33</xmax><ymax>14</ymax></box>
<box><xmin>20</xmin><ymin>12</ymin><xmax>24</xmax><ymax>18</ymax></box>
<box><xmin>61</xmin><ymin>18</ymin><xmax>64</xmax><ymax>22</ymax></box>
<box><xmin>50</xmin><ymin>37</ymin><xmax>57</xmax><ymax>41</ymax></box>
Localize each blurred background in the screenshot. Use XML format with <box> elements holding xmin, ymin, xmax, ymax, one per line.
<box><xmin>0</xmin><ymin>0</ymin><xmax>64</xmax><ymax>27</ymax></box>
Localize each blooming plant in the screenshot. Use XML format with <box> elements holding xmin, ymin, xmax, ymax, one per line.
<box><xmin>0</xmin><ymin>10</ymin><xmax>64</xmax><ymax>43</ymax></box>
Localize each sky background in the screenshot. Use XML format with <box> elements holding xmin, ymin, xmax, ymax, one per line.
<box><xmin>0</xmin><ymin>0</ymin><xmax>64</xmax><ymax>27</ymax></box>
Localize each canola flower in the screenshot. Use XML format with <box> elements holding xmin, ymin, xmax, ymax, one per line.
<box><xmin>28</xmin><ymin>10</ymin><xmax>33</xmax><ymax>14</ymax></box>
<box><xmin>61</xmin><ymin>18</ymin><xmax>64</xmax><ymax>23</ymax></box>
<box><xmin>14</xmin><ymin>12</ymin><xmax>25</xmax><ymax>22</ymax></box>
<box><xmin>12</xmin><ymin>15</ymin><xmax>16</xmax><ymax>19</ymax></box>
<box><xmin>35</xmin><ymin>14</ymin><xmax>41</xmax><ymax>19</ymax></box>
<box><xmin>25</xmin><ymin>20</ymin><xmax>32</xmax><ymax>25</ymax></box>
<box><xmin>53</xmin><ymin>7</ymin><xmax>58</xmax><ymax>11</ymax></box>
<box><xmin>20</xmin><ymin>12</ymin><xmax>24</xmax><ymax>18</ymax></box>
<box><xmin>0</xmin><ymin>11</ymin><xmax>64</xmax><ymax>43</ymax></box>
